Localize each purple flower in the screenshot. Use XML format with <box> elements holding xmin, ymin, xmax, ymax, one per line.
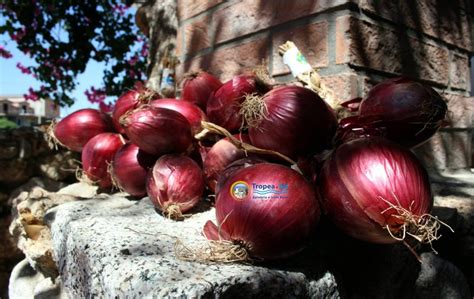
<box><xmin>85</xmin><ymin>86</ymin><xmax>107</xmax><ymax>104</ymax></box>
<box><xmin>112</xmin><ymin>4</ymin><xmax>129</xmax><ymax>16</ymax></box>
<box><xmin>0</xmin><ymin>46</ymin><xmax>13</xmax><ymax>59</ymax></box>
<box><xmin>16</xmin><ymin>62</ymin><xmax>32</xmax><ymax>74</ymax></box>
<box><xmin>24</xmin><ymin>87</ymin><xmax>40</xmax><ymax>101</ymax></box>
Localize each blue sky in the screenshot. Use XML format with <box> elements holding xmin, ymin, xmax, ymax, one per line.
<box><xmin>0</xmin><ymin>33</ymin><xmax>105</xmax><ymax>118</ymax></box>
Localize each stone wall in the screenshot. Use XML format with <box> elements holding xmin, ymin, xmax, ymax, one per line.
<box><xmin>0</xmin><ymin>127</ymin><xmax>78</xmax><ymax>298</ymax></box>
<box><xmin>166</xmin><ymin>0</ymin><xmax>473</xmax><ymax>172</ymax></box>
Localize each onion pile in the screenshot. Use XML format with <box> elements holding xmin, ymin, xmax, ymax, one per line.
<box><xmin>50</xmin><ymin>108</ymin><xmax>114</xmax><ymax>152</ymax></box>
<box><xmin>146</xmin><ymin>154</ymin><xmax>205</xmax><ymax>219</ymax></box>
<box><xmin>338</xmin><ymin>77</ymin><xmax>447</xmax><ymax>148</ymax></box>
<box><xmin>53</xmin><ymin>68</ymin><xmax>448</xmax><ymax>263</ymax></box>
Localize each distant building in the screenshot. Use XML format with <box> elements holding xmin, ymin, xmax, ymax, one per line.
<box><xmin>0</xmin><ymin>95</ymin><xmax>60</xmax><ymax>126</ymax></box>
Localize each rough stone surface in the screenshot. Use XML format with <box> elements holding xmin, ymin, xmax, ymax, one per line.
<box><xmin>9</xmin><ymin>258</ymin><xmax>67</xmax><ymax>299</ymax></box>
<box><xmin>177</xmin><ymin>36</ymin><xmax>269</xmax><ymax>82</ymax></box>
<box><xmin>0</xmin><ymin>127</ymin><xmax>78</xmax><ymax>189</ymax></box>
<box><xmin>9</xmin><ymin>186</ymin><xmax>90</xmax><ymax>278</ymax></box>
<box><xmin>212</xmin><ymin>0</ymin><xmax>349</xmax><ymax>44</ymax></box>
<box><xmin>336</xmin><ymin>16</ymin><xmax>450</xmax><ymax>86</ymax></box>
<box><xmin>416</xmin><ymin>253</ymin><xmax>471</xmax><ymax>298</ymax></box>
<box><xmin>48</xmin><ymin>196</ymin><xmax>340</xmax><ymax>298</ymax></box>
<box><xmin>358</xmin><ymin>0</ymin><xmax>472</xmax><ymax>51</ymax></box>
<box><xmin>47</xmin><ymin>193</ymin><xmax>471</xmax><ymax>298</ymax></box>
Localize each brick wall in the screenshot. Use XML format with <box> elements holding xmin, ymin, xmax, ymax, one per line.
<box><xmin>175</xmin><ymin>0</ymin><xmax>473</xmax><ymax>172</ymax></box>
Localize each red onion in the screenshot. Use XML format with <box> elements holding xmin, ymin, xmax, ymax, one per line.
<box><xmin>181</xmin><ymin>71</ymin><xmax>222</xmax><ymax>110</ymax></box>
<box><xmin>340</xmin><ymin>77</ymin><xmax>447</xmax><ymax>148</ymax></box>
<box><xmin>204</xmin><ymin>163</ymin><xmax>320</xmax><ymax>260</ymax></box>
<box><xmin>242</xmin><ymin>85</ymin><xmax>337</xmax><ymax>159</ymax></box>
<box><xmin>81</xmin><ymin>133</ymin><xmax>125</xmax><ymax>188</ymax></box>
<box><xmin>112</xmin><ymin>86</ymin><xmax>160</xmax><ymax>134</ymax></box>
<box><xmin>111</xmin><ymin>143</ymin><xmax>157</xmax><ymax>197</ymax></box>
<box><xmin>319</xmin><ymin>136</ymin><xmax>434</xmax><ymax>244</ymax></box>
<box><xmin>206</xmin><ymin>75</ymin><xmax>269</xmax><ymax>132</ymax></box>
<box><xmin>120</xmin><ymin>107</ymin><xmax>193</xmax><ymax>156</ymax></box>
<box><xmin>150</xmin><ymin>98</ymin><xmax>207</xmax><ymax>134</ymax></box>
<box><xmin>146</xmin><ymin>154</ymin><xmax>205</xmax><ymax>219</ymax></box>
<box><xmin>214</xmin><ymin>157</ymin><xmax>266</xmax><ymax>194</ymax></box>
<box><xmin>50</xmin><ymin>108</ymin><xmax>114</xmax><ymax>152</ymax></box>
<box><xmin>203</xmin><ymin>134</ymin><xmax>253</xmax><ymax>193</ymax></box>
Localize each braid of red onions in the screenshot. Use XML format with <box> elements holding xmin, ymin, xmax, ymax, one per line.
<box><xmin>318</xmin><ymin>135</ymin><xmax>452</xmax><ymax>257</ymax></box>
<box><xmin>339</xmin><ymin>77</ymin><xmax>447</xmax><ymax>148</ymax></box>
<box><xmin>240</xmin><ymin>85</ymin><xmax>338</xmax><ymax>160</ymax></box>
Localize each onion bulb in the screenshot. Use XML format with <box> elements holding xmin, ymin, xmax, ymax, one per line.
<box><xmin>181</xmin><ymin>71</ymin><xmax>222</xmax><ymax>110</ymax></box>
<box><xmin>146</xmin><ymin>154</ymin><xmax>205</xmax><ymax>220</ymax></box>
<box><xmin>204</xmin><ymin>163</ymin><xmax>320</xmax><ymax>260</ymax></box>
<box><xmin>50</xmin><ymin>108</ymin><xmax>114</xmax><ymax>152</ymax></box>
<box><xmin>319</xmin><ymin>136</ymin><xmax>437</xmax><ymax>245</ymax></box>
<box><xmin>81</xmin><ymin>133</ymin><xmax>125</xmax><ymax>188</ymax></box>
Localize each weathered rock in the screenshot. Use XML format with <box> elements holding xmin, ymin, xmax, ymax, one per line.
<box><xmin>9</xmin><ymin>187</ymin><xmax>82</xmax><ymax>278</ymax></box>
<box><xmin>36</xmin><ymin>151</ymin><xmax>78</xmax><ymax>182</ymax></box>
<box><xmin>415</xmin><ymin>253</ymin><xmax>471</xmax><ymax>298</ymax></box>
<box><xmin>9</xmin><ymin>258</ymin><xmax>67</xmax><ymax>299</ymax></box>
<box><xmin>47</xmin><ymin>194</ymin><xmax>471</xmax><ymax>298</ymax></box>
<box><xmin>48</xmin><ymin>196</ymin><xmax>341</xmax><ymax>298</ymax></box>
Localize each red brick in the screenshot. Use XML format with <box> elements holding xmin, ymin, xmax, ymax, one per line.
<box><xmin>359</xmin><ymin>0</ymin><xmax>472</xmax><ymax>51</ymax></box>
<box><xmin>177</xmin><ymin>37</ymin><xmax>270</xmax><ymax>82</ymax></box>
<box><xmin>335</xmin><ymin>15</ymin><xmax>350</xmax><ymax>64</ymax></box>
<box><xmin>176</xmin><ymin>28</ymin><xmax>183</xmax><ymax>57</ymax></box>
<box><xmin>320</xmin><ymin>73</ymin><xmax>358</xmax><ymax>104</ymax></box>
<box><xmin>177</xmin><ymin>0</ymin><xmax>224</xmax><ymax>21</ymax></box>
<box><xmin>450</xmin><ymin>52</ymin><xmax>470</xmax><ymax>91</ymax></box>
<box><xmin>272</xmin><ymin>21</ymin><xmax>328</xmax><ymax>76</ymax></box>
<box><xmin>213</xmin><ymin>0</ymin><xmax>350</xmax><ymax>44</ymax></box>
<box><xmin>184</xmin><ymin>14</ymin><xmax>211</xmax><ymax>55</ymax></box>
<box><xmin>338</xmin><ymin>16</ymin><xmax>450</xmax><ymax>86</ymax></box>
<box><xmin>443</xmin><ymin>94</ymin><xmax>473</xmax><ymax>129</ymax></box>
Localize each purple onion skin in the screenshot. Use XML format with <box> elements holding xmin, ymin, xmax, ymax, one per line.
<box><xmin>146</xmin><ymin>155</ymin><xmax>205</xmax><ymax>214</ymax></box>
<box><xmin>249</xmin><ymin>86</ymin><xmax>338</xmax><ymax>160</ymax></box>
<box><xmin>209</xmin><ymin>163</ymin><xmax>320</xmax><ymax>260</ymax></box>
<box><xmin>82</xmin><ymin>133</ymin><xmax>125</xmax><ymax>189</ymax></box>
<box><xmin>319</xmin><ymin>136</ymin><xmax>432</xmax><ymax>244</ymax></box>
<box><xmin>112</xmin><ymin>143</ymin><xmax>158</xmax><ymax>197</ymax></box>
<box><xmin>54</xmin><ymin>108</ymin><xmax>115</xmax><ymax>152</ymax></box>
<box><xmin>112</xmin><ymin>90</ymin><xmax>141</xmax><ymax>134</ymax></box>
<box><xmin>181</xmin><ymin>71</ymin><xmax>223</xmax><ymax>110</ymax></box>
<box><xmin>206</xmin><ymin>75</ymin><xmax>269</xmax><ymax>133</ymax></box>
<box><xmin>356</xmin><ymin>77</ymin><xmax>447</xmax><ymax>148</ymax></box>
<box><xmin>150</xmin><ymin>98</ymin><xmax>207</xmax><ymax>134</ymax></box>
<box><xmin>203</xmin><ymin>134</ymin><xmax>253</xmax><ymax>193</ymax></box>
<box><xmin>121</xmin><ymin>107</ymin><xmax>193</xmax><ymax>156</ymax></box>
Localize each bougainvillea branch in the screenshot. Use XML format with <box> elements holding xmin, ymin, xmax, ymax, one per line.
<box><xmin>0</xmin><ymin>1</ymin><xmax>147</xmax><ymax>107</ymax></box>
